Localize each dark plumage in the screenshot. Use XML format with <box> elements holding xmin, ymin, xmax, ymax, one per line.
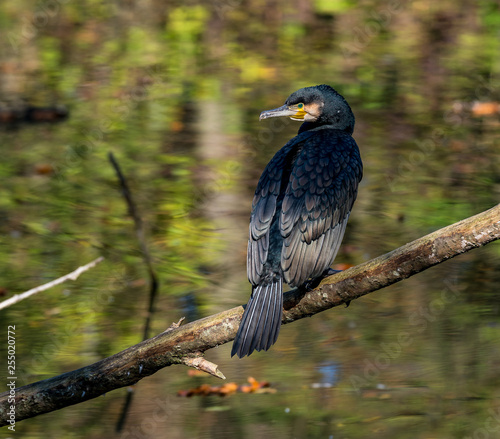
<box><xmin>232</xmin><ymin>85</ymin><xmax>363</xmax><ymax>358</ymax></box>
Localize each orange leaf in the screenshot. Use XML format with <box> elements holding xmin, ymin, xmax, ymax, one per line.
<box><xmin>471</xmin><ymin>101</ymin><xmax>500</xmax><ymax>116</ymax></box>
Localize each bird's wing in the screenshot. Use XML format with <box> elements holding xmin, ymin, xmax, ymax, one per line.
<box><xmin>280</xmin><ymin>133</ymin><xmax>362</xmax><ymax>287</ymax></box>
<box><xmin>247</xmin><ymin>134</ymin><xmax>311</xmax><ymax>286</ymax></box>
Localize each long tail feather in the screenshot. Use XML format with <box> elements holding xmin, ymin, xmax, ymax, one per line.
<box><xmin>231</xmin><ymin>277</ymin><xmax>283</xmax><ymax>358</ymax></box>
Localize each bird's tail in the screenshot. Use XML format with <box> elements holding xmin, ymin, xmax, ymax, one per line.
<box><xmin>231</xmin><ymin>277</ymin><xmax>283</xmax><ymax>358</ymax></box>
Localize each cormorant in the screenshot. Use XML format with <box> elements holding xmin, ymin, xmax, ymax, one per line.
<box><xmin>231</xmin><ymin>84</ymin><xmax>363</xmax><ymax>358</ymax></box>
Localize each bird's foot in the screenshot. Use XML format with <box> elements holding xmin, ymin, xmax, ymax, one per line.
<box><xmin>302</xmin><ymin>268</ymin><xmax>344</xmax><ymax>291</ymax></box>
<box><xmin>302</xmin><ymin>278</ymin><xmax>318</xmax><ymax>292</ymax></box>
<box><xmin>309</xmin><ymin>268</ymin><xmax>351</xmax><ymax>308</ymax></box>
<box><xmin>323</xmin><ymin>268</ymin><xmax>342</xmax><ymax>276</ymax></box>
<box><xmin>322</xmin><ymin>268</ymin><xmax>351</xmax><ymax>306</ymax></box>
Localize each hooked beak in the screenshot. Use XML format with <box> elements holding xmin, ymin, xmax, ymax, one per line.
<box><xmin>259</xmin><ymin>104</ymin><xmax>307</xmax><ymax>121</ymax></box>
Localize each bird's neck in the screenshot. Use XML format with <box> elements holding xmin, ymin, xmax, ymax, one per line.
<box><xmin>298</xmin><ymin>121</ymin><xmax>321</xmax><ymax>134</ymax></box>
<box><xmin>298</xmin><ymin>121</ymin><xmax>354</xmax><ymax>135</ymax></box>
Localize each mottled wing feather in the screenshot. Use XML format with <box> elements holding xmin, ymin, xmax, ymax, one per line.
<box><xmin>281</xmin><ymin>132</ymin><xmax>362</xmax><ymax>287</ymax></box>
<box><xmin>247</xmin><ymin>136</ymin><xmax>307</xmax><ymax>286</ymax></box>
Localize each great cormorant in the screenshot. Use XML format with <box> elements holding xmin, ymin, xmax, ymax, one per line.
<box><xmin>231</xmin><ymin>84</ymin><xmax>363</xmax><ymax>358</ymax></box>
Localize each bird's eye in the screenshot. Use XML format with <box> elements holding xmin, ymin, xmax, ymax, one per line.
<box><xmin>297</xmin><ymin>103</ymin><xmax>304</xmax><ymax>109</ymax></box>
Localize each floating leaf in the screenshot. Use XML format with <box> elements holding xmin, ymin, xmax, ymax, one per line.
<box><xmin>177</xmin><ymin>377</ymin><xmax>273</xmax><ymax>397</ymax></box>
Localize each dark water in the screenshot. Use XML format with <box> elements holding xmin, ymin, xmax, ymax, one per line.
<box><xmin>0</xmin><ymin>1</ymin><xmax>499</xmax><ymax>438</ymax></box>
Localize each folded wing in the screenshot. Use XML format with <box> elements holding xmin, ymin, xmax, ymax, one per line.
<box><xmin>280</xmin><ymin>133</ymin><xmax>362</xmax><ymax>287</ymax></box>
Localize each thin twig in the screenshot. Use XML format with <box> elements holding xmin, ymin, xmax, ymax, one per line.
<box><xmin>0</xmin><ymin>257</ymin><xmax>104</xmax><ymax>311</ymax></box>
<box><xmin>108</xmin><ymin>152</ymin><xmax>159</xmax><ymax>340</ymax></box>
<box><xmin>164</xmin><ymin>317</ymin><xmax>186</xmax><ymax>333</ymax></box>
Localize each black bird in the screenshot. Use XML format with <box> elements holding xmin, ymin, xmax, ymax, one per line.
<box><xmin>231</xmin><ymin>84</ymin><xmax>363</xmax><ymax>358</ymax></box>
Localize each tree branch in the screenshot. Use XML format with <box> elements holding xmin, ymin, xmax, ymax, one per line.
<box><xmin>0</xmin><ymin>257</ymin><xmax>104</xmax><ymax>311</ymax></box>
<box><xmin>1</xmin><ymin>204</ymin><xmax>499</xmax><ymax>426</ymax></box>
<box><xmin>108</xmin><ymin>151</ymin><xmax>159</xmax><ymax>340</ymax></box>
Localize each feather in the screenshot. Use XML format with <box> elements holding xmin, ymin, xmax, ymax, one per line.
<box><xmin>231</xmin><ymin>278</ymin><xmax>283</xmax><ymax>358</ymax></box>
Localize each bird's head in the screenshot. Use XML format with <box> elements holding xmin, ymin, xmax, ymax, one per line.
<box><xmin>259</xmin><ymin>84</ymin><xmax>355</xmax><ymax>134</ymax></box>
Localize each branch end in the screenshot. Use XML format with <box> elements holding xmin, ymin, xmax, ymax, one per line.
<box><xmin>181</xmin><ymin>356</ymin><xmax>226</xmax><ymax>380</ymax></box>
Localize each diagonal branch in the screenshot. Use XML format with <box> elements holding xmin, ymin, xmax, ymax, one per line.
<box><xmin>108</xmin><ymin>152</ymin><xmax>159</xmax><ymax>340</ymax></box>
<box><xmin>0</xmin><ymin>204</ymin><xmax>499</xmax><ymax>426</ymax></box>
<box><xmin>0</xmin><ymin>257</ymin><xmax>104</xmax><ymax>311</ymax></box>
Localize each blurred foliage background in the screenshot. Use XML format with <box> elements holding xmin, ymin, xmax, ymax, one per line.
<box><xmin>0</xmin><ymin>0</ymin><xmax>499</xmax><ymax>438</ymax></box>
